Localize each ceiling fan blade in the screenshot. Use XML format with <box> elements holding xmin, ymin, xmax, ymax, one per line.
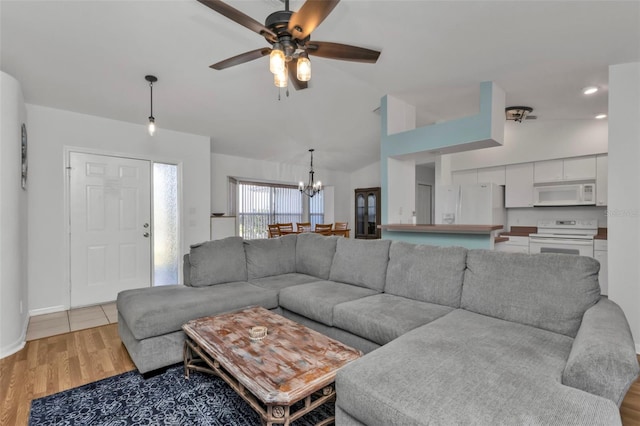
<box><xmin>288</xmin><ymin>59</ymin><xmax>308</xmax><ymax>90</ymax></box>
<box><xmin>288</xmin><ymin>0</ymin><xmax>340</xmax><ymax>40</ymax></box>
<box><xmin>306</xmin><ymin>41</ymin><xmax>380</xmax><ymax>63</ymax></box>
<box><xmin>197</xmin><ymin>0</ymin><xmax>277</xmax><ymax>42</ymax></box>
<box><xmin>210</xmin><ymin>48</ymin><xmax>271</xmax><ymax>70</ymax></box>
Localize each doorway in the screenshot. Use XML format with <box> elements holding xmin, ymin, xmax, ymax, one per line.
<box><xmin>416</xmin><ymin>183</ymin><xmax>433</xmax><ymax>224</ymax></box>
<box><xmin>68</xmin><ymin>152</ymin><xmax>180</xmax><ymax>307</ymax></box>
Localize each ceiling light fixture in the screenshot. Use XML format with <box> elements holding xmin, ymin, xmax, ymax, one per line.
<box><xmin>145</xmin><ymin>75</ymin><xmax>158</xmax><ymax>136</ymax></box>
<box><xmin>297</xmin><ymin>52</ymin><xmax>311</xmax><ymax>82</ymax></box>
<box><xmin>299</xmin><ymin>149</ymin><xmax>322</xmax><ymax>198</ymax></box>
<box><xmin>583</xmin><ymin>86</ymin><xmax>599</xmax><ymax>95</ymax></box>
<box><xmin>595</xmin><ymin>114</ymin><xmax>607</xmax><ymax>119</ymax></box>
<box><xmin>269</xmin><ymin>42</ymin><xmax>285</xmax><ymax>75</ymax></box>
<box><xmin>505</xmin><ymin>106</ymin><xmax>534</xmax><ymax>123</ymax></box>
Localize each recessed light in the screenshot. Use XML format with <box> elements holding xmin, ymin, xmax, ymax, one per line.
<box><xmin>583</xmin><ymin>86</ymin><xmax>598</xmax><ymax>95</ymax></box>
<box><xmin>595</xmin><ymin>114</ymin><xmax>607</xmax><ymax>119</ymax></box>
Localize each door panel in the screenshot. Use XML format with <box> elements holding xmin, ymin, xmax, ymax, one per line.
<box><xmin>70</xmin><ymin>152</ymin><xmax>151</xmax><ymax>307</ymax></box>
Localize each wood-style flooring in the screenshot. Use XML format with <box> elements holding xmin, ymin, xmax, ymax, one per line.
<box><xmin>1</xmin><ymin>324</ymin><xmax>639</xmax><ymax>425</ymax></box>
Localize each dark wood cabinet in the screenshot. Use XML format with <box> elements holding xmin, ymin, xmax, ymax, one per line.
<box><xmin>354</xmin><ymin>187</ymin><xmax>381</xmax><ymax>239</ymax></box>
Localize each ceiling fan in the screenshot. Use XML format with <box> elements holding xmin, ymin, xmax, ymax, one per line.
<box><xmin>196</xmin><ymin>0</ymin><xmax>381</xmax><ymax>90</ymax></box>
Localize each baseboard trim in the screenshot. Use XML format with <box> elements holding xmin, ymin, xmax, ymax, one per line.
<box><xmin>29</xmin><ymin>305</ymin><xmax>68</xmax><ymax>317</ymax></box>
<box><xmin>0</xmin><ymin>314</ymin><xmax>29</xmax><ymax>359</ymax></box>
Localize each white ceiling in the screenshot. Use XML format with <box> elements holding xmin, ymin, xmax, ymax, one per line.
<box><xmin>2</xmin><ymin>1</ymin><xmax>639</xmax><ymax>172</ymax></box>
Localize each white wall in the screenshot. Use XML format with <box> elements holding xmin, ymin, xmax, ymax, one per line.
<box><xmin>447</xmin><ymin>119</ymin><xmax>608</xmax><ymax>171</ymax></box>
<box><xmin>210</xmin><ymin>152</ymin><xmax>351</xmax><ymax>224</ymax></box>
<box><xmin>0</xmin><ymin>72</ymin><xmax>29</xmax><ymax>358</ymax></box>
<box><xmin>607</xmin><ymin>62</ymin><xmax>640</xmax><ymax>352</ymax></box>
<box><xmin>26</xmin><ymin>105</ymin><xmax>210</xmax><ymax>313</ymax></box>
<box><xmin>387</xmin><ymin>157</ymin><xmax>416</xmax><ymax>224</ymax></box>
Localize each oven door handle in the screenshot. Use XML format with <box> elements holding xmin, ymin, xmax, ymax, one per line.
<box><xmin>529</xmin><ymin>238</ymin><xmax>593</xmax><ymax>246</ymax></box>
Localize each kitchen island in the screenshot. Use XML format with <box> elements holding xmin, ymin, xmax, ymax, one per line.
<box><xmin>379</xmin><ymin>224</ymin><xmax>504</xmax><ymax>249</ymax></box>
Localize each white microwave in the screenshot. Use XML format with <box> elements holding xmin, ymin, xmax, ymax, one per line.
<box><xmin>533</xmin><ymin>182</ymin><xmax>596</xmax><ymax>206</ymax></box>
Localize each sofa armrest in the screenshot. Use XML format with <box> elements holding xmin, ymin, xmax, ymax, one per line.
<box><xmin>562</xmin><ymin>296</ymin><xmax>639</xmax><ymax>405</ymax></box>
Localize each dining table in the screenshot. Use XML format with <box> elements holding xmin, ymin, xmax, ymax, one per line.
<box><xmin>280</xmin><ymin>229</ymin><xmax>350</xmax><ymax>238</ymax></box>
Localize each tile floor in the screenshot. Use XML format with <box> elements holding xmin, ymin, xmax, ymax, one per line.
<box><xmin>26</xmin><ymin>302</ymin><xmax>118</xmax><ymax>341</ymax></box>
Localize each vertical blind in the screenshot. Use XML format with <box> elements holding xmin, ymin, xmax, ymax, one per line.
<box><xmin>237</xmin><ymin>180</ymin><xmax>324</xmax><ymax>239</ymax></box>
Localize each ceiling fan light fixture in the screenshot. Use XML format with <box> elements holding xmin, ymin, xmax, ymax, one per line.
<box><xmin>505</xmin><ymin>106</ymin><xmax>533</xmax><ymax>123</ymax></box>
<box><xmin>297</xmin><ymin>52</ymin><xmax>311</xmax><ymax>82</ymax></box>
<box><xmin>274</xmin><ymin>68</ymin><xmax>288</xmax><ymax>88</ymax></box>
<box><xmin>269</xmin><ymin>43</ymin><xmax>285</xmax><ymax>74</ymax></box>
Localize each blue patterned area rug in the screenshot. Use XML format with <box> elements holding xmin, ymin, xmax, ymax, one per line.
<box><xmin>29</xmin><ymin>364</ymin><xmax>333</xmax><ymax>425</ymax></box>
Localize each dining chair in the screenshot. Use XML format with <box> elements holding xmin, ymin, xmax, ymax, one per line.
<box><xmin>277</xmin><ymin>223</ymin><xmax>294</xmax><ymax>233</ymax></box>
<box><xmin>296</xmin><ymin>222</ymin><xmax>312</xmax><ymax>233</ymax></box>
<box><xmin>314</xmin><ymin>223</ymin><xmax>333</xmax><ymax>235</ymax></box>
<box><xmin>334</xmin><ymin>222</ymin><xmax>349</xmax><ymax>238</ymax></box>
<box><xmin>267</xmin><ymin>224</ymin><xmax>281</xmax><ymax>238</ymax></box>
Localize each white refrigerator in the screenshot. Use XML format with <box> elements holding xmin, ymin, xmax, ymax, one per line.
<box><xmin>436</xmin><ymin>183</ymin><xmax>505</xmax><ymax>226</ymax></box>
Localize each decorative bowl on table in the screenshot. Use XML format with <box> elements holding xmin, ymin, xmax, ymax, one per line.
<box><xmin>211</xmin><ymin>213</ymin><xmax>225</xmax><ymax>217</ymax></box>
<box><xmin>249</xmin><ymin>326</ymin><xmax>268</xmax><ymax>341</ymax></box>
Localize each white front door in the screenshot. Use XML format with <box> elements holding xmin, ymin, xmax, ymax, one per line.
<box><xmin>69</xmin><ymin>152</ymin><xmax>152</xmax><ymax>307</ymax></box>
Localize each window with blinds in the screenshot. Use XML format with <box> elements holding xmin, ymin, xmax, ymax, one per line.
<box><xmin>237</xmin><ymin>180</ymin><xmax>324</xmax><ymax>239</ymax></box>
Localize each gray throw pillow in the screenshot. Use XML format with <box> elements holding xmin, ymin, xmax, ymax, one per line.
<box><xmin>188</xmin><ymin>236</ymin><xmax>247</xmax><ymax>286</ymax></box>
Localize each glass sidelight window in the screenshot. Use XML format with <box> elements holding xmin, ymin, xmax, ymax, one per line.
<box><xmin>153</xmin><ymin>163</ymin><xmax>179</xmax><ymax>286</ymax></box>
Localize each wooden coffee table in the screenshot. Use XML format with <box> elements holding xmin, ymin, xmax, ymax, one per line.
<box><xmin>182</xmin><ymin>306</ymin><xmax>362</xmax><ymax>426</ymax></box>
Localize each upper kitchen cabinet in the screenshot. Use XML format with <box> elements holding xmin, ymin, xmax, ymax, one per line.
<box><xmin>477</xmin><ymin>166</ymin><xmax>506</xmax><ymax>186</ymax></box>
<box><xmin>505</xmin><ymin>163</ymin><xmax>534</xmax><ymax>208</ymax></box>
<box><xmin>534</xmin><ymin>156</ymin><xmax>596</xmax><ymax>183</ymax></box>
<box><xmin>452</xmin><ymin>166</ymin><xmax>506</xmax><ymax>186</ymax></box>
<box><xmin>596</xmin><ymin>154</ymin><xmax>608</xmax><ymax>206</ymax></box>
<box><xmin>452</xmin><ymin>169</ymin><xmax>478</xmax><ymax>185</ymax></box>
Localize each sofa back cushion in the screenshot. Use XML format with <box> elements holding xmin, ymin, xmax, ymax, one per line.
<box><xmin>461</xmin><ymin>250</ymin><xmax>601</xmax><ymax>337</ymax></box>
<box><xmin>295</xmin><ymin>233</ymin><xmax>339</xmax><ymax>279</ymax></box>
<box><xmin>188</xmin><ymin>237</ymin><xmax>247</xmax><ymax>286</ymax></box>
<box><xmin>385</xmin><ymin>242</ymin><xmax>467</xmax><ymax>308</ymax></box>
<box><xmin>244</xmin><ymin>234</ymin><xmax>297</xmax><ymax>279</ymax></box>
<box><xmin>329</xmin><ymin>238</ymin><xmax>391</xmax><ymax>291</ymax></box>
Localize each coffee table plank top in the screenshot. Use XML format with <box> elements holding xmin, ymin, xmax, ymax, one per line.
<box><xmin>182</xmin><ymin>306</ymin><xmax>362</xmax><ymax>404</ymax></box>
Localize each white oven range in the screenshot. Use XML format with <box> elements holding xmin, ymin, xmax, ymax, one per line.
<box><xmin>528</xmin><ymin>219</ymin><xmax>597</xmax><ymax>258</ymax></box>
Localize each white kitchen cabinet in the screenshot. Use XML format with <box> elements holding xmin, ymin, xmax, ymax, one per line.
<box><xmin>534</xmin><ymin>156</ymin><xmax>596</xmax><ymax>183</ymax></box>
<box><xmin>505</xmin><ymin>163</ymin><xmax>534</xmax><ymax>208</ymax></box>
<box><xmin>495</xmin><ymin>236</ymin><xmax>529</xmax><ymax>253</ymax></box>
<box><xmin>452</xmin><ymin>169</ymin><xmax>478</xmax><ymax>185</ymax></box>
<box><xmin>596</xmin><ymin>154</ymin><xmax>608</xmax><ymax>206</ymax></box>
<box><xmin>210</xmin><ymin>216</ymin><xmax>236</xmax><ymax>240</ymax></box>
<box><xmin>477</xmin><ymin>166</ymin><xmax>506</xmax><ymax>186</ymax></box>
<box><xmin>563</xmin><ymin>156</ymin><xmax>596</xmax><ymax>180</ymax></box>
<box><xmin>534</xmin><ymin>159</ymin><xmax>564</xmax><ymax>182</ymax></box>
<box><xmin>594</xmin><ymin>239</ymin><xmax>608</xmax><ymax>295</ymax></box>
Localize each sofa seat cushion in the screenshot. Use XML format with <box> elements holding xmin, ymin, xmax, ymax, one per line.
<box><xmin>333</xmin><ymin>294</ymin><xmax>454</xmax><ymax>345</ymax></box>
<box><xmin>117</xmin><ymin>283</ymin><xmax>278</xmax><ymax>340</ymax></box>
<box><xmin>188</xmin><ymin>237</ymin><xmax>247</xmax><ymax>286</ymax></box>
<box><xmin>336</xmin><ymin>309</ymin><xmax>621</xmax><ymax>425</ymax></box>
<box><xmin>278</xmin><ymin>281</ymin><xmax>378</xmax><ymax>326</ymax></box>
<box><xmin>249</xmin><ymin>273</ymin><xmax>320</xmax><ymax>292</ymax></box>
<box><xmin>295</xmin><ymin>233</ymin><xmax>339</xmax><ymax>280</ymax></box>
<box><xmin>329</xmin><ymin>239</ymin><xmax>391</xmax><ymax>291</ymax></box>
<box><xmin>244</xmin><ymin>234</ymin><xmax>297</xmax><ymax>279</ymax></box>
<box><xmin>385</xmin><ymin>242</ymin><xmax>467</xmax><ymax>308</ymax></box>
<box><xmin>461</xmin><ymin>250</ymin><xmax>601</xmax><ymax>337</ymax></box>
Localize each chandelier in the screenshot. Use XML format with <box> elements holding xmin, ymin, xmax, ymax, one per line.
<box><xmin>299</xmin><ymin>149</ymin><xmax>322</xmax><ymax>198</ymax></box>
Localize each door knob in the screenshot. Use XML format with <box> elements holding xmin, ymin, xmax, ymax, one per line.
<box><xmin>143</xmin><ymin>232</ymin><xmax>150</xmax><ymax>238</ymax></box>
<box><xmin>143</xmin><ymin>223</ymin><xmax>149</xmax><ymax>228</ymax></box>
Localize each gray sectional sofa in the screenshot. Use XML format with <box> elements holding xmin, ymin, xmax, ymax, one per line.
<box><xmin>117</xmin><ymin>233</ymin><xmax>639</xmax><ymax>425</ymax></box>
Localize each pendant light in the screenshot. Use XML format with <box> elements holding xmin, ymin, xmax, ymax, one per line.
<box><xmin>299</xmin><ymin>149</ymin><xmax>322</xmax><ymax>198</ymax></box>
<box><xmin>269</xmin><ymin>42</ymin><xmax>285</xmax><ymax>75</ymax></box>
<box><xmin>145</xmin><ymin>75</ymin><xmax>157</xmax><ymax>136</ymax></box>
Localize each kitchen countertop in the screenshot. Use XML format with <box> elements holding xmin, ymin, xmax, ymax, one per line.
<box><xmin>380</xmin><ymin>224</ymin><xmax>503</xmax><ymax>234</ymax></box>
<box><xmin>497</xmin><ymin>226</ymin><xmax>607</xmax><ymax>241</ymax></box>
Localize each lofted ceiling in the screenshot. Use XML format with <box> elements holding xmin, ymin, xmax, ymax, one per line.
<box><xmin>1</xmin><ymin>1</ymin><xmax>639</xmax><ymax>172</ymax></box>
